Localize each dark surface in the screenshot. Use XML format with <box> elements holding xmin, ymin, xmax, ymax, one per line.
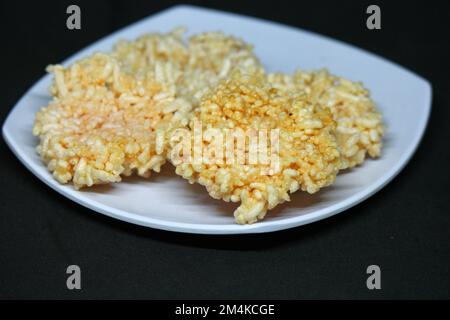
<box><xmin>0</xmin><ymin>0</ymin><xmax>449</xmax><ymax>299</ymax></box>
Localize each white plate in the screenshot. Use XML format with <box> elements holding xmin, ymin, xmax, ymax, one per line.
<box><xmin>2</xmin><ymin>5</ymin><xmax>432</xmax><ymax>234</ymax></box>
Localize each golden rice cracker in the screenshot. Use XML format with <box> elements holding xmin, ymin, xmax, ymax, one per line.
<box><xmin>268</xmin><ymin>69</ymin><xmax>384</xmax><ymax>169</ymax></box>
<box><xmin>181</xmin><ymin>31</ymin><xmax>264</xmax><ymax>104</ymax></box>
<box><xmin>33</xmin><ymin>53</ymin><xmax>191</xmax><ymax>189</ymax></box>
<box><xmin>168</xmin><ymin>71</ymin><xmax>341</xmax><ymax>224</ymax></box>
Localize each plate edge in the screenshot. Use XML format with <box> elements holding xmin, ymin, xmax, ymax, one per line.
<box><xmin>0</xmin><ymin>4</ymin><xmax>435</xmax><ymax>235</ymax></box>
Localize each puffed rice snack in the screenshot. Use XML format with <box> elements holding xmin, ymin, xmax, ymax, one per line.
<box><xmin>169</xmin><ymin>71</ymin><xmax>341</xmax><ymax>224</ymax></box>
<box><xmin>268</xmin><ymin>69</ymin><xmax>384</xmax><ymax>169</ymax></box>
<box><xmin>33</xmin><ymin>53</ymin><xmax>190</xmax><ymax>189</ymax></box>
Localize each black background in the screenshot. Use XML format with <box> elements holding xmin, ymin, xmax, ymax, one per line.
<box><xmin>0</xmin><ymin>0</ymin><xmax>449</xmax><ymax>299</ymax></box>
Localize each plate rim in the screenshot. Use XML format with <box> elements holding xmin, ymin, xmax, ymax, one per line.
<box><xmin>1</xmin><ymin>5</ymin><xmax>433</xmax><ymax>234</ymax></box>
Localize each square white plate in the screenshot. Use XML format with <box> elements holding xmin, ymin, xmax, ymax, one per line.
<box><xmin>2</xmin><ymin>5</ymin><xmax>432</xmax><ymax>234</ymax></box>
